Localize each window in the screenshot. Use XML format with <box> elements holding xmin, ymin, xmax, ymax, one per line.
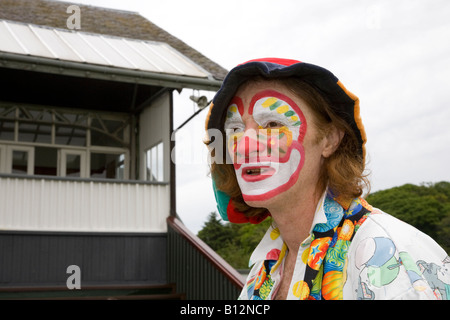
<box><xmin>0</xmin><ymin>106</ymin><xmax>14</xmax><ymax>141</ymax></box>
<box><xmin>90</xmin><ymin>152</ymin><xmax>125</xmax><ymax>180</ymax></box>
<box><xmin>0</xmin><ymin>104</ymin><xmax>130</xmax><ymax>180</ymax></box>
<box><xmin>55</xmin><ymin>125</ymin><xmax>86</xmax><ymax>146</ymax></box>
<box><xmin>145</xmin><ymin>142</ymin><xmax>163</xmax><ymax>182</ymax></box>
<box><xmin>65</xmin><ymin>154</ymin><xmax>82</xmax><ymax>177</ymax></box>
<box><xmin>55</xmin><ymin>111</ymin><xmax>87</xmax><ymax>146</ymax></box>
<box><xmin>34</xmin><ymin>147</ymin><xmax>57</xmax><ymax>176</ymax></box>
<box><xmin>91</xmin><ymin>117</ymin><xmax>127</xmax><ymax>148</ymax></box>
<box><xmin>12</xmin><ymin>150</ymin><xmax>29</xmax><ymax>175</ymax></box>
<box><xmin>7</xmin><ymin>146</ymin><xmax>34</xmax><ymax>175</ymax></box>
<box><xmin>0</xmin><ymin>105</ymin><xmax>129</xmax><ymax>148</ymax></box>
<box><xmin>18</xmin><ymin>108</ymin><xmax>53</xmax><ymax>143</ymax></box>
<box><xmin>60</xmin><ymin>150</ymin><xmax>86</xmax><ymax>178</ymax></box>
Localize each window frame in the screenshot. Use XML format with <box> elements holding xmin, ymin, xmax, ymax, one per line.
<box><xmin>5</xmin><ymin>145</ymin><xmax>35</xmax><ymax>175</ymax></box>
<box><xmin>60</xmin><ymin>149</ymin><xmax>87</xmax><ymax>178</ymax></box>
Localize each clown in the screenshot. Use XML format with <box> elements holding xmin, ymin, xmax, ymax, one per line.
<box><xmin>223</xmin><ymin>87</ymin><xmax>307</xmax><ymax>203</ymax></box>
<box><xmin>204</xmin><ymin>58</ymin><xmax>450</xmax><ymax>300</ymax></box>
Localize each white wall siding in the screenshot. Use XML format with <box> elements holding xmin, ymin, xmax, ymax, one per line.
<box><xmin>139</xmin><ymin>92</ymin><xmax>171</xmax><ymax>182</ymax></box>
<box><xmin>0</xmin><ymin>176</ymin><xmax>169</xmax><ymax>232</ymax></box>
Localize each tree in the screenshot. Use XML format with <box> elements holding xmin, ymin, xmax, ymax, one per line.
<box><xmin>197</xmin><ymin>212</ymin><xmax>272</xmax><ymax>269</ymax></box>
<box><xmin>197</xmin><ymin>212</ymin><xmax>235</xmax><ymax>252</ymax></box>
<box><xmin>367</xmin><ymin>181</ymin><xmax>450</xmax><ymax>252</ymax></box>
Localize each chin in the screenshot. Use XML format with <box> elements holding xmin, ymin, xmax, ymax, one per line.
<box><xmin>243</xmin><ymin>193</ymin><xmax>283</xmax><ymax>210</ymax></box>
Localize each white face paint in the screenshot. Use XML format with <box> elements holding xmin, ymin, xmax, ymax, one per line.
<box><xmin>224</xmin><ymin>90</ymin><xmax>307</xmax><ymax>202</ymax></box>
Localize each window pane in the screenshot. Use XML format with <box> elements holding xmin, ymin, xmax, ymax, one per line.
<box><xmin>91</xmin><ymin>130</ymin><xmax>123</xmax><ymax>147</ymax></box>
<box><xmin>104</xmin><ymin>119</ymin><xmax>124</xmax><ymax>134</ymax></box>
<box><xmin>34</xmin><ymin>147</ymin><xmax>57</xmax><ymax>176</ymax></box>
<box><xmin>146</xmin><ymin>142</ymin><xmax>163</xmax><ymax>182</ymax></box>
<box><xmin>0</xmin><ymin>106</ymin><xmax>15</xmax><ymax>119</ymax></box>
<box><xmin>90</xmin><ymin>153</ymin><xmax>124</xmax><ymax>179</ymax></box>
<box><xmin>157</xmin><ymin>142</ymin><xmax>163</xmax><ymax>181</ymax></box>
<box><xmin>116</xmin><ymin>154</ymin><xmax>125</xmax><ymax>180</ymax></box>
<box><xmin>0</xmin><ymin>120</ymin><xmax>15</xmax><ymax>141</ymax></box>
<box><xmin>19</xmin><ymin>123</ymin><xmax>52</xmax><ymax>143</ymax></box>
<box><xmin>31</xmin><ymin>109</ymin><xmax>53</xmax><ymax>122</ymax></box>
<box><xmin>66</xmin><ymin>154</ymin><xmax>81</xmax><ymax>177</ymax></box>
<box><xmin>90</xmin><ymin>117</ymin><xmax>127</xmax><ymax>148</ymax></box>
<box><xmin>12</xmin><ymin>150</ymin><xmax>28</xmax><ymax>175</ymax></box>
<box><xmin>145</xmin><ymin>149</ymin><xmax>152</xmax><ymax>181</ymax></box>
<box><xmin>65</xmin><ymin>112</ymin><xmax>86</xmax><ymax>125</ymax></box>
<box><xmin>151</xmin><ymin>146</ymin><xmax>157</xmax><ymax>179</ymax></box>
<box><xmin>55</xmin><ymin>125</ymin><xmax>86</xmax><ymax>146</ymax></box>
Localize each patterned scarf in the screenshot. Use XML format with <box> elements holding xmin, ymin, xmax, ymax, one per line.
<box><xmin>251</xmin><ymin>195</ymin><xmax>373</xmax><ymax>300</ymax></box>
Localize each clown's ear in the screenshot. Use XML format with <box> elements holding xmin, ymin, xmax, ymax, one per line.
<box><xmin>321</xmin><ymin>125</ymin><xmax>344</xmax><ymax>158</ymax></box>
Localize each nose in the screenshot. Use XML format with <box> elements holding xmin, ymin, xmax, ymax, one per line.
<box><xmin>236</xmin><ymin>130</ymin><xmax>266</xmax><ymax>160</ymax></box>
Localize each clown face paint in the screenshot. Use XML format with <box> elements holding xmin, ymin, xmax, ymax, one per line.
<box><xmin>224</xmin><ymin>89</ymin><xmax>307</xmax><ymax>202</ymax></box>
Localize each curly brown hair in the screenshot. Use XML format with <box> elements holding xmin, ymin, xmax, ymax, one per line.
<box><xmin>206</xmin><ymin>77</ymin><xmax>370</xmax><ymax>220</ymax></box>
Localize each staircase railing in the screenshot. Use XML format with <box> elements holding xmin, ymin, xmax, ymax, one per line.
<box><xmin>167</xmin><ymin>216</ymin><xmax>245</xmax><ymax>300</ymax></box>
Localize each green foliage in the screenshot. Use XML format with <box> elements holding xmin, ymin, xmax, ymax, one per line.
<box><xmin>198</xmin><ymin>182</ymin><xmax>450</xmax><ymax>269</ymax></box>
<box><xmin>367</xmin><ymin>181</ymin><xmax>450</xmax><ymax>252</ymax></box>
<box><xmin>197</xmin><ymin>212</ymin><xmax>232</xmax><ymax>251</ymax></box>
<box><xmin>197</xmin><ymin>212</ymin><xmax>272</xmax><ymax>269</ymax></box>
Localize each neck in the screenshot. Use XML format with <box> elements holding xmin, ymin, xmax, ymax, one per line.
<box><xmin>267</xmin><ymin>187</ymin><xmax>323</xmax><ymax>253</ymax></box>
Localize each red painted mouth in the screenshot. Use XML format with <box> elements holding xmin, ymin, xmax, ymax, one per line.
<box><xmin>241</xmin><ymin>166</ymin><xmax>276</xmax><ymax>182</ymax></box>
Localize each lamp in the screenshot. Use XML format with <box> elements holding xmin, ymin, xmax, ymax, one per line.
<box><xmin>189</xmin><ymin>95</ymin><xmax>208</xmax><ymax>109</ymax></box>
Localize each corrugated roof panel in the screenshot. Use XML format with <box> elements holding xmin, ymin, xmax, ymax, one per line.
<box><xmin>58</xmin><ymin>31</ymin><xmax>111</xmax><ymax>65</ymax></box>
<box><xmin>117</xmin><ymin>38</ymin><xmax>164</xmax><ymax>72</ymax></box>
<box><xmin>0</xmin><ymin>21</ymin><xmax>27</xmax><ymax>54</ymax></box>
<box><xmin>27</xmin><ymin>24</ymin><xmax>59</xmax><ymax>58</ymax></box>
<box><xmin>81</xmin><ymin>33</ymin><xmax>135</xmax><ymax>69</ymax></box>
<box><xmin>53</xmin><ymin>29</ymin><xmax>86</xmax><ymax>62</ymax></box>
<box><xmin>0</xmin><ymin>20</ymin><xmax>211</xmax><ymax>79</ymax></box>
<box><xmin>128</xmin><ymin>40</ymin><xmax>184</xmax><ymax>75</ymax></box>
<box><xmin>1</xmin><ymin>21</ymin><xmax>54</xmax><ymax>57</ymax></box>
<box><xmin>31</xmin><ymin>26</ymin><xmax>84</xmax><ymax>62</ymax></box>
<box><xmin>101</xmin><ymin>36</ymin><xmax>139</xmax><ymax>69</ymax></box>
<box><xmin>155</xmin><ymin>43</ymin><xmax>209</xmax><ymax>77</ymax></box>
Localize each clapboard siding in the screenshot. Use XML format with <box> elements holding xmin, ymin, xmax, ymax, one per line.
<box><xmin>0</xmin><ymin>175</ymin><xmax>169</xmax><ymax>233</ymax></box>
<box><xmin>0</xmin><ymin>231</ymin><xmax>166</xmax><ymax>287</ymax></box>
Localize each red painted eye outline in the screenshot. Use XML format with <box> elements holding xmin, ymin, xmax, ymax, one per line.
<box><xmin>248</xmin><ymin>89</ymin><xmax>307</xmax><ymax>144</ymax></box>
<box><xmin>228</xmin><ymin>96</ymin><xmax>244</xmax><ymax>116</ymax></box>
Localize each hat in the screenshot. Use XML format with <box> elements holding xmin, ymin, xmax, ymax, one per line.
<box><xmin>205</xmin><ymin>58</ymin><xmax>367</xmax><ymax>223</ymax></box>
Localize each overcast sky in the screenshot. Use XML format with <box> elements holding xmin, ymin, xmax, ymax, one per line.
<box><xmin>57</xmin><ymin>0</ymin><xmax>450</xmax><ymax>233</ymax></box>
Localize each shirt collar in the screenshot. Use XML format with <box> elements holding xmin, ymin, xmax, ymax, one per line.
<box><xmin>309</xmin><ymin>191</ymin><xmax>328</xmax><ymax>234</ymax></box>
<box><xmin>249</xmin><ymin>190</ymin><xmax>336</xmax><ymax>266</ymax></box>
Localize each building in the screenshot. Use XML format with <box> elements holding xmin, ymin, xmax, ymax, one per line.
<box><xmin>0</xmin><ymin>0</ymin><xmax>243</xmax><ymax>299</ymax></box>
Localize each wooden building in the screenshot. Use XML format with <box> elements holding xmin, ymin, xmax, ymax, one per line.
<box><xmin>0</xmin><ymin>0</ymin><xmax>243</xmax><ymax>299</ymax></box>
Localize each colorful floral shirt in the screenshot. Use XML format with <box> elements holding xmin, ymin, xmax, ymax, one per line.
<box><xmin>239</xmin><ymin>191</ymin><xmax>450</xmax><ymax>300</ymax></box>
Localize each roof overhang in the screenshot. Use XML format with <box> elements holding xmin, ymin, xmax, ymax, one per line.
<box><xmin>0</xmin><ymin>20</ymin><xmax>222</xmax><ymax>91</ymax></box>
<box><xmin>0</xmin><ymin>51</ymin><xmax>223</xmax><ymax>91</ymax></box>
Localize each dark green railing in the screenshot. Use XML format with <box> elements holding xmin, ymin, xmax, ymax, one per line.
<box><xmin>167</xmin><ymin>217</ymin><xmax>244</xmax><ymax>300</ymax></box>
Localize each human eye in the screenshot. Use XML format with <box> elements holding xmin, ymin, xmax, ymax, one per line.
<box><xmin>265</xmin><ymin>121</ymin><xmax>283</xmax><ymax>128</ymax></box>
<box><xmin>224</xmin><ymin>121</ymin><xmax>244</xmax><ymax>134</ymax></box>
<box><xmin>262</xmin><ymin>120</ymin><xmax>285</xmax><ymax>129</ymax></box>
<box><xmin>231</xmin><ymin>126</ymin><xmax>244</xmax><ymax>133</ymax></box>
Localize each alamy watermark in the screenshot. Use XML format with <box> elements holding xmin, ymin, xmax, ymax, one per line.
<box><xmin>66</xmin><ymin>265</ymin><xmax>81</xmax><ymax>290</ymax></box>
<box><xmin>172</xmin><ymin>128</ymin><xmax>285</xmax><ymax>170</ymax></box>
<box><xmin>66</xmin><ymin>5</ymin><xmax>81</xmax><ymax>30</ymax></box>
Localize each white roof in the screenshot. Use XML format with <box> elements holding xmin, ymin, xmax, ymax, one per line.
<box><xmin>0</xmin><ymin>19</ymin><xmax>211</xmax><ymax>79</ymax></box>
